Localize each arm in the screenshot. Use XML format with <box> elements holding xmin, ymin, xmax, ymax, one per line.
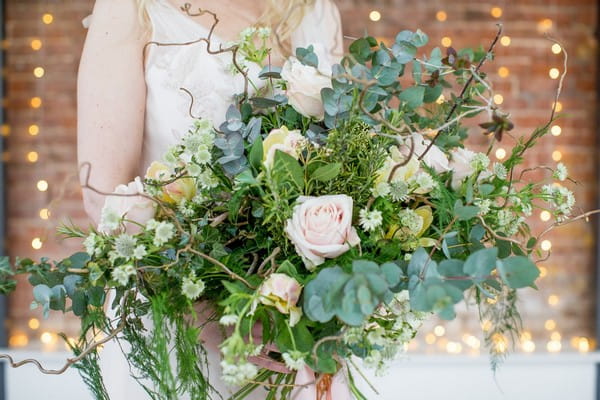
<box><xmin>77</xmin><ymin>0</ymin><xmax>148</xmax><ymax>224</ymax></box>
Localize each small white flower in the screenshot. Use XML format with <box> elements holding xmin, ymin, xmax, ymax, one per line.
<box><xmin>412</xmin><ymin>172</ymin><xmax>436</xmax><ymax>193</ymax></box>
<box><xmin>99</xmin><ymin>207</ymin><xmax>121</xmax><ymax>232</ymax></box>
<box><xmin>146</xmin><ymin>219</ymin><xmax>159</xmax><ymax>231</ymax></box>
<box><xmin>474</xmin><ymin>199</ymin><xmax>492</xmax><ymax>216</ymax></box>
<box><xmin>240</xmin><ymin>27</ymin><xmax>257</xmax><ymax>40</ymax></box>
<box><xmin>181</xmin><ymin>276</ymin><xmax>205</xmax><ymax>301</ymax></box>
<box><xmin>553</xmin><ymin>163</ymin><xmax>568</xmax><ymax>181</ymax></box>
<box><xmin>153</xmin><ymin>221</ymin><xmax>175</xmax><ymax>247</ymax></box>
<box><xmin>497</xmin><ymin>209</ymin><xmax>514</xmax><ymax>227</ymax></box>
<box><xmin>372</xmin><ymin>181</ymin><xmax>391</xmax><ymax>198</ymax></box>
<box><xmin>83</xmin><ymin>233</ymin><xmax>99</xmax><ymax>256</ymax></box>
<box><xmin>282</xmin><ymin>351</ymin><xmax>306</xmax><ymax>371</ymax></box>
<box><xmin>221</xmin><ymin>360</ymin><xmax>258</xmax><ymax>386</ymax></box>
<box><xmin>399</xmin><ymin>209</ymin><xmax>423</xmax><ymax>235</ymax></box>
<box><xmin>493</xmin><ymin>162</ymin><xmax>508</xmax><ymax>180</ymax></box>
<box><xmin>470</xmin><ymin>153</ymin><xmax>490</xmax><ymax>171</ymax></box>
<box><xmin>389</xmin><ymin>181</ymin><xmax>409</xmax><ymax>202</ymax></box>
<box><xmin>257</xmin><ymin>26</ymin><xmax>271</xmax><ymax>39</ymax></box>
<box><xmin>197</xmin><ymin>171</ymin><xmax>219</xmax><ymax>189</ymax></box>
<box><xmin>112</xmin><ymin>264</ymin><xmax>136</xmax><ymax>286</ymax></box>
<box><xmin>133</xmin><ymin>245</ymin><xmax>147</xmax><ymax>260</ymax></box>
<box><xmin>359</xmin><ymin>209</ymin><xmax>383</xmax><ymax>232</ymax></box>
<box><xmin>219</xmin><ymin>315</ymin><xmax>239</xmax><ymax>326</ymax></box>
<box><xmin>187</xmin><ymin>163</ymin><xmax>203</xmax><ymax>177</ymax></box>
<box><xmin>196</xmin><ymin>148</ymin><xmax>212</xmax><ymax>165</ymax></box>
<box><xmin>114</xmin><ymin>234</ymin><xmax>137</xmax><ymax>259</ymax></box>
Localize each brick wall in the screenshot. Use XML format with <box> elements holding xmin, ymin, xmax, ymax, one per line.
<box><xmin>3</xmin><ymin>0</ymin><xmax>597</xmax><ymax>353</ymax></box>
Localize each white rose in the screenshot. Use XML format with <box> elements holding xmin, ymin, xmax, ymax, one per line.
<box><xmin>449</xmin><ymin>147</ymin><xmax>476</xmax><ymax>189</ymax></box>
<box><xmin>281</xmin><ymin>57</ymin><xmax>331</xmax><ymax>120</ymax></box>
<box><xmin>262</xmin><ymin>126</ymin><xmax>306</xmax><ymax>167</ymax></box>
<box><xmin>98</xmin><ymin>177</ymin><xmax>156</xmax><ymax>234</ymax></box>
<box><xmin>285</xmin><ymin>195</ymin><xmax>360</xmax><ymax>270</ymax></box>
<box><xmin>401</xmin><ymin>133</ymin><xmax>450</xmax><ymax>173</ymax></box>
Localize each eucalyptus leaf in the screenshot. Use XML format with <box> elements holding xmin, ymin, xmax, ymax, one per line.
<box><xmin>497</xmin><ymin>256</ymin><xmax>540</xmax><ymax>289</ymax></box>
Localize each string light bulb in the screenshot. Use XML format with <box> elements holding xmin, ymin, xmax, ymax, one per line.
<box><xmin>42</xmin><ymin>13</ymin><xmax>54</xmax><ymax>24</ymax></box>
<box><xmin>425</xmin><ymin>333</ymin><xmax>436</xmax><ymax>344</ymax></box>
<box><xmin>545</xmin><ymin>319</ymin><xmax>557</xmax><ymax>330</ymax></box>
<box><xmin>495</xmin><ymin>148</ymin><xmax>506</xmax><ymax>160</ymax></box>
<box><xmin>33</xmin><ymin>67</ymin><xmax>45</xmax><ymax>78</ymax></box>
<box><xmin>39</xmin><ymin>208</ymin><xmax>50</xmax><ymax>220</ymax></box>
<box><xmin>541</xmin><ymin>240</ymin><xmax>552</xmax><ymax>251</ymax></box>
<box><xmin>31</xmin><ymin>238</ymin><xmax>43</xmax><ymax>250</ymax></box>
<box><xmin>540</xmin><ymin>211</ymin><xmax>552</xmax><ymax>221</ymax></box>
<box><xmin>548</xmin><ymin>294</ymin><xmax>560</xmax><ymax>306</ymax></box>
<box><xmin>29</xmin><ymin>124</ymin><xmax>40</xmax><ymax>136</ymax></box>
<box><xmin>1</xmin><ymin>124</ymin><xmax>10</xmax><ymax>137</ymax></box>
<box><xmin>490</xmin><ymin>7</ymin><xmax>503</xmax><ymax>18</ymax></box>
<box><xmin>441</xmin><ymin>37</ymin><xmax>452</xmax><ymax>47</ymax></box>
<box><xmin>369</xmin><ymin>10</ymin><xmax>381</xmax><ymax>22</ymax></box>
<box><xmin>551</xmin><ymin>125</ymin><xmax>562</xmax><ymax>136</ymax></box>
<box><xmin>30</xmin><ymin>97</ymin><xmax>42</xmax><ymax>109</ymax></box>
<box><xmin>549</xmin><ymin>68</ymin><xmax>560</xmax><ymax>79</ymax></box>
<box><xmin>28</xmin><ymin>318</ymin><xmax>40</xmax><ymax>330</ymax></box>
<box><xmin>27</xmin><ymin>151</ymin><xmax>39</xmax><ymax>163</ymax></box>
<box><xmin>30</xmin><ymin>39</ymin><xmax>42</xmax><ymax>51</ymax></box>
<box><xmin>538</xmin><ymin>18</ymin><xmax>553</xmax><ymax>33</ymax></box>
<box><xmin>40</xmin><ymin>331</ymin><xmax>57</xmax><ymax>345</ymax></box>
<box><xmin>547</xmin><ymin>340</ymin><xmax>562</xmax><ymax>353</ymax></box>
<box><xmin>9</xmin><ymin>333</ymin><xmax>29</xmax><ymax>348</ymax></box>
<box><xmin>522</xmin><ymin>340</ymin><xmax>536</xmax><ymax>353</ymax></box>
<box><xmin>551</xmin><ymin>43</ymin><xmax>562</xmax><ymax>54</ymax></box>
<box><xmin>552</xmin><ymin>151</ymin><xmax>562</xmax><ymax>162</ymax></box>
<box><xmin>37</xmin><ymin>180</ymin><xmax>49</xmax><ymax>192</ymax></box>
<box><xmin>498</xmin><ymin>66</ymin><xmax>510</xmax><ymax>78</ymax></box>
<box><xmin>436</xmin><ymin>10</ymin><xmax>447</xmax><ymax>22</ymax></box>
<box><xmin>493</xmin><ymin>94</ymin><xmax>504</xmax><ymax>105</ymax></box>
<box><xmin>500</xmin><ymin>36</ymin><xmax>511</xmax><ymax>46</ymax></box>
<box><xmin>434</xmin><ymin>325</ymin><xmax>446</xmax><ymax>336</ymax></box>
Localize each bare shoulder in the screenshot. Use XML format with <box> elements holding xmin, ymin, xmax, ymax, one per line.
<box><xmin>88</xmin><ymin>0</ymin><xmax>147</xmax><ymax>43</ymax></box>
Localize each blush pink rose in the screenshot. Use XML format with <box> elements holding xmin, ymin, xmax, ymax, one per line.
<box><xmin>98</xmin><ymin>177</ymin><xmax>156</xmax><ymax>234</ymax></box>
<box><xmin>401</xmin><ymin>133</ymin><xmax>450</xmax><ymax>173</ymax></box>
<box><xmin>259</xmin><ymin>273</ymin><xmax>303</xmax><ymax>326</ymax></box>
<box><xmin>285</xmin><ymin>195</ymin><xmax>360</xmax><ymax>270</ymax></box>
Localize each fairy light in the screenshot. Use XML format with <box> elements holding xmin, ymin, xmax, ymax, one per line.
<box><xmin>39</xmin><ymin>208</ymin><xmax>50</xmax><ymax>220</ymax></box>
<box><xmin>551</xmin><ymin>43</ymin><xmax>562</xmax><ymax>54</ymax></box>
<box><xmin>548</xmin><ymin>294</ymin><xmax>560</xmax><ymax>306</ymax></box>
<box><xmin>31</xmin><ymin>238</ymin><xmax>43</xmax><ymax>250</ymax></box>
<box><xmin>28</xmin><ymin>318</ymin><xmax>40</xmax><ymax>330</ymax></box>
<box><xmin>27</xmin><ymin>151</ymin><xmax>39</xmax><ymax>163</ymax></box>
<box><xmin>547</xmin><ymin>340</ymin><xmax>562</xmax><ymax>353</ymax></box>
<box><xmin>436</xmin><ymin>10</ymin><xmax>447</xmax><ymax>22</ymax></box>
<box><xmin>369</xmin><ymin>10</ymin><xmax>381</xmax><ymax>22</ymax></box>
<box><xmin>446</xmin><ymin>341</ymin><xmax>463</xmax><ymax>354</ymax></box>
<box><xmin>40</xmin><ymin>331</ymin><xmax>57</xmax><ymax>346</ymax></box>
<box><xmin>463</xmin><ymin>335</ymin><xmax>481</xmax><ymax>349</ymax></box>
<box><xmin>425</xmin><ymin>333</ymin><xmax>436</xmax><ymax>344</ymax></box>
<box><xmin>493</xmin><ymin>94</ymin><xmax>504</xmax><ymax>105</ymax></box>
<box><xmin>42</xmin><ymin>13</ymin><xmax>54</xmax><ymax>25</ymax></box>
<box><xmin>578</xmin><ymin>337</ymin><xmax>591</xmax><ymax>353</ymax></box>
<box><xmin>441</xmin><ymin>37</ymin><xmax>452</xmax><ymax>47</ymax></box>
<box><xmin>492</xmin><ymin>333</ymin><xmax>507</xmax><ymax>353</ymax></box>
<box><xmin>1</xmin><ymin>124</ymin><xmax>10</xmax><ymax>137</ymax></box>
<box><xmin>551</xmin><ymin>125</ymin><xmax>562</xmax><ymax>136</ymax></box>
<box><xmin>33</xmin><ymin>67</ymin><xmax>45</xmax><ymax>78</ymax></box>
<box><xmin>522</xmin><ymin>340</ymin><xmax>536</xmax><ymax>353</ymax></box>
<box><xmin>537</xmin><ymin>18</ymin><xmax>553</xmax><ymax>33</ymax></box>
<box><xmin>549</xmin><ymin>68</ymin><xmax>560</xmax><ymax>79</ymax></box>
<box><xmin>551</xmin><ymin>332</ymin><xmax>562</xmax><ymax>341</ymax></box>
<box><xmin>553</xmin><ymin>101</ymin><xmax>563</xmax><ymax>112</ymax></box>
<box><xmin>500</xmin><ymin>36</ymin><xmax>511</xmax><ymax>46</ymax></box>
<box><xmin>521</xmin><ymin>331</ymin><xmax>532</xmax><ymax>341</ymax></box>
<box><xmin>9</xmin><ymin>333</ymin><xmax>29</xmax><ymax>348</ymax></box>
<box><xmin>30</xmin><ymin>97</ymin><xmax>42</xmax><ymax>108</ymax></box>
<box><xmin>490</xmin><ymin>7</ymin><xmax>503</xmax><ymax>18</ymax></box>
<box><xmin>552</xmin><ymin>151</ymin><xmax>562</xmax><ymax>161</ymax></box>
<box><xmin>37</xmin><ymin>180</ymin><xmax>48</xmax><ymax>192</ymax></box>
<box><xmin>31</xmin><ymin>39</ymin><xmax>42</xmax><ymax>51</ymax></box>
<box><xmin>481</xmin><ymin>320</ymin><xmax>492</xmax><ymax>332</ymax></box>
<box><xmin>29</xmin><ymin>124</ymin><xmax>40</xmax><ymax>136</ymax></box>
<box><xmin>541</xmin><ymin>240</ymin><xmax>552</xmax><ymax>251</ymax></box>
<box><xmin>498</xmin><ymin>66</ymin><xmax>510</xmax><ymax>78</ymax></box>
<box><xmin>540</xmin><ymin>211</ymin><xmax>552</xmax><ymax>221</ymax></box>
<box><xmin>545</xmin><ymin>319</ymin><xmax>557</xmax><ymax>331</ymax></box>
<box><xmin>495</xmin><ymin>148</ymin><xmax>506</xmax><ymax>160</ymax></box>
<box><xmin>539</xmin><ymin>266</ymin><xmax>548</xmax><ymax>278</ymax></box>
<box><xmin>434</xmin><ymin>325</ymin><xmax>446</xmax><ymax>336</ymax></box>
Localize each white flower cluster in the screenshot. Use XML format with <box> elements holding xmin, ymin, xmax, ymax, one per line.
<box><xmin>83</xmin><ymin>233</ymin><xmax>103</xmax><ymax>257</ymax></box>
<box><xmin>373</xmin><ymin>151</ymin><xmax>437</xmax><ymax>201</ymax></box>
<box><xmin>181</xmin><ymin>275</ymin><xmax>205</xmax><ymax>301</ymax></box>
<box><xmin>553</xmin><ymin>163</ymin><xmax>568</xmax><ymax>182</ymax></box>
<box><xmin>221</xmin><ymin>360</ymin><xmax>258</xmax><ymax>386</ymax></box>
<box><xmin>146</xmin><ymin>219</ymin><xmax>175</xmax><ymax>247</ymax></box>
<box><xmin>542</xmin><ymin>184</ymin><xmax>575</xmax><ymax>218</ymax></box>
<box><xmin>344</xmin><ymin>291</ymin><xmax>429</xmax><ymax>374</ymax></box>
<box><xmin>112</xmin><ymin>264</ymin><xmax>136</xmax><ymax>286</ymax></box>
<box><xmin>219</xmin><ymin>335</ymin><xmax>262</xmax><ymax>385</ymax></box>
<box><xmin>359</xmin><ymin>209</ymin><xmax>383</xmax><ymax>232</ymax></box>
<box><xmin>282</xmin><ymin>350</ymin><xmax>307</xmax><ymax>371</ymax></box>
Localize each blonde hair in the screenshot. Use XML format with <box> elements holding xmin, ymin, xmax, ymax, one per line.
<box><xmin>137</xmin><ymin>0</ymin><xmax>314</xmax><ymax>54</ymax></box>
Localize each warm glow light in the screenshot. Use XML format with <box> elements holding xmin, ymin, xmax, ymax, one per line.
<box><xmin>441</xmin><ymin>37</ymin><xmax>452</xmax><ymax>47</ymax></box>
<box><xmin>37</xmin><ymin>180</ymin><xmax>49</xmax><ymax>192</ymax></box>
<box><xmin>493</xmin><ymin>94</ymin><xmax>504</xmax><ymax>105</ymax></box>
<box><xmin>369</xmin><ymin>10</ymin><xmax>381</xmax><ymax>22</ymax></box>
<box><xmin>28</xmin><ymin>318</ymin><xmax>40</xmax><ymax>330</ymax></box>
<box><xmin>551</xmin><ymin>125</ymin><xmax>562</xmax><ymax>136</ymax></box>
<box><xmin>493</xmin><ymin>334</ymin><xmax>507</xmax><ymax>353</ymax></box>
<box><xmin>500</xmin><ymin>36</ymin><xmax>511</xmax><ymax>46</ymax></box>
<box><xmin>541</xmin><ymin>240</ymin><xmax>552</xmax><ymax>251</ymax></box>
<box><xmin>446</xmin><ymin>341</ymin><xmax>463</xmax><ymax>354</ymax></box>
<box><xmin>425</xmin><ymin>333</ymin><xmax>436</xmax><ymax>344</ymax></box>
<box><xmin>490</xmin><ymin>7</ymin><xmax>503</xmax><ymax>18</ymax></box>
<box><xmin>27</xmin><ymin>151</ymin><xmax>39</xmax><ymax>163</ymax></box>
<box><xmin>521</xmin><ymin>331</ymin><xmax>532</xmax><ymax>341</ymax></box>
<box><xmin>549</xmin><ymin>68</ymin><xmax>560</xmax><ymax>79</ymax></box>
<box><xmin>436</xmin><ymin>94</ymin><xmax>446</xmax><ymax>104</ymax></box>
<box><xmin>498</xmin><ymin>66</ymin><xmax>510</xmax><ymax>78</ymax></box>
<box><xmin>30</xmin><ymin>97</ymin><xmax>42</xmax><ymax>108</ymax></box>
<box><xmin>495</xmin><ymin>148</ymin><xmax>506</xmax><ymax>160</ymax></box>
<box><xmin>39</xmin><ymin>208</ymin><xmax>50</xmax><ymax>220</ymax></box>
<box><xmin>42</xmin><ymin>13</ymin><xmax>54</xmax><ymax>24</ymax></box>
<box><xmin>434</xmin><ymin>325</ymin><xmax>446</xmax><ymax>337</ymax></box>
<box><xmin>552</xmin><ymin>151</ymin><xmax>563</xmax><ymax>162</ymax></box>
<box><xmin>436</xmin><ymin>10</ymin><xmax>447</xmax><ymax>22</ymax></box>
<box><xmin>540</xmin><ymin>266</ymin><xmax>548</xmax><ymax>278</ymax></box>
<box><xmin>540</xmin><ymin>211</ymin><xmax>552</xmax><ymax>222</ymax></box>
<box><xmin>578</xmin><ymin>337</ymin><xmax>590</xmax><ymax>353</ymax></box>
<box><xmin>545</xmin><ymin>319</ymin><xmax>556</xmax><ymax>331</ymax></box>
<box><xmin>9</xmin><ymin>333</ymin><xmax>29</xmax><ymax>348</ymax></box>
<box><xmin>33</xmin><ymin>67</ymin><xmax>45</xmax><ymax>78</ymax></box>
<box><xmin>548</xmin><ymin>294</ymin><xmax>559</xmax><ymax>306</ymax></box>
<box><xmin>551</xmin><ymin>43</ymin><xmax>562</xmax><ymax>54</ymax></box>
<box><xmin>522</xmin><ymin>340</ymin><xmax>536</xmax><ymax>353</ymax></box>
<box><xmin>538</xmin><ymin>18</ymin><xmax>553</xmax><ymax>33</ymax></box>
<box><xmin>31</xmin><ymin>238</ymin><xmax>43</xmax><ymax>250</ymax></box>
<box><xmin>547</xmin><ymin>340</ymin><xmax>562</xmax><ymax>353</ymax></box>
<box><xmin>29</xmin><ymin>124</ymin><xmax>40</xmax><ymax>136</ymax></box>
<box><xmin>65</xmin><ymin>337</ymin><xmax>78</xmax><ymax>351</ymax></box>
<box><xmin>40</xmin><ymin>331</ymin><xmax>57</xmax><ymax>345</ymax></box>
<box><xmin>481</xmin><ymin>320</ymin><xmax>492</xmax><ymax>332</ymax></box>
<box><xmin>553</xmin><ymin>101</ymin><xmax>563</xmax><ymax>112</ymax></box>
<box><xmin>551</xmin><ymin>332</ymin><xmax>562</xmax><ymax>341</ymax></box>
<box><xmin>1</xmin><ymin>124</ymin><xmax>10</xmax><ymax>137</ymax></box>
<box><xmin>464</xmin><ymin>335</ymin><xmax>481</xmax><ymax>349</ymax></box>
<box><xmin>31</xmin><ymin>39</ymin><xmax>42</xmax><ymax>51</ymax></box>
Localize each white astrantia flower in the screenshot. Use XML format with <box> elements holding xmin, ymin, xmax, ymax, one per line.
<box><xmin>541</xmin><ymin>184</ymin><xmax>554</xmax><ymax>197</ymax></box>
<box><xmin>99</xmin><ymin>207</ymin><xmax>121</xmax><ymax>232</ymax></box>
<box><xmin>153</xmin><ymin>222</ymin><xmax>175</xmax><ymax>247</ymax></box>
<box><xmin>398</xmin><ymin>209</ymin><xmax>423</xmax><ymax>235</ymax></box>
<box><xmin>412</xmin><ymin>172</ymin><xmax>436</xmax><ymax>193</ymax></box>
<box><xmin>219</xmin><ymin>315</ymin><xmax>239</xmax><ymax>326</ymax></box>
<box><xmin>83</xmin><ymin>233</ymin><xmax>100</xmax><ymax>256</ymax></box>
<box><xmin>112</xmin><ymin>264</ymin><xmax>136</xmax><ymax>286</ymax></box>
<box><xmin>133</xmin><ymin>245</ymin><xmax>147</xmax><ymax>260</ymax></box>
<box><xmin>196</xmin><ymin>147</ymin><xmax>212</xmax><ymax>165</ymax></box>
<box><xmin>221</xmin><ymin>360</ymin><xmax>258</xmax><ymax>386</ymax></box>
<box><xmin>146</xmin><ymin>219</ymin><xmax>159</xmax><ymax>231</ymax></box>
<box><xmin>521</xmin><ymin>203</ymin><xmax>533</xmax><ymax>217</ymax></box>
<box><xmin>178</xmin><ymin>200</ymin><xmax>195</xmax><ymax>218</ymax></box>
<box><xmin>187</xmin><ymin>163</ymin><xmax>203</xmax><ymax>177</ymax></box>
<box><xmin>497</xmin><ymin>209</ymin><xmax>514</xmax><ymax>227</ymax></box>
<box><xmin>371</xmin><ymin>181</ymin><xmax>391</xmax><ymax>198</ymax></box>
<box><xmin>114</xmin><ymin>234</ymin><xmax>137</xmax><ymax>259</ymax></box>
<box><xmin>493</xmin><ymin>162</ymin><xmax>508</xmax><ymax>180</ymax></box>
<box><xmin>470</xmin><ymin>153</ymin><xmax>490</xmax><ymax>171</ymax></box>
<box><xmin>257</xmin><ymin>26</ymin><xmax>271</xmax><ymax>39</ymax></box>
<box><xmin>108</xmin><ymin>251</ymin><xmax>120</xmax><ymax>266</ymax></box>
<box><xmin>181</xmin><ymin>276</ymin><xmax>205</xmax><ymax>301</ymax></box>
<box><xmin>192</xmin><ymin>193</ymin><xmax>208</xmax><ymax>205</ymax></box>
<box><xmin>553</xmin><ymin>163</ymin><xmax>568</xmax><ymax>181</ymax></box>
<box><xmin>197</xmin><ymin>171</ymin><xmax>219</xmax><ymax>189</ymax></box>
<box><xmin>389</xmin><ymin>181</ymin><xmax>409</xmax><ymax>202</ymax></box>
<box><xmin>474</xmin><ymin>199</ymin><xmax>492</xmax><ymax>216</ymax></box>
<box><xmin>282</xmin><ymin>351</ymin><xmax>306</xmax><ymax>371</ymax></box>
<box><xmin>359</xmin><ymin>209</ymin><xmax>383</xmax><ymax>232</ymax></box>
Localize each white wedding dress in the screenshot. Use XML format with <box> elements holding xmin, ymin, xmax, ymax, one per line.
<box><xmin>92</xmin><ymin>0</ymin><xmax>343</xmax><ymax>399</ymax></box>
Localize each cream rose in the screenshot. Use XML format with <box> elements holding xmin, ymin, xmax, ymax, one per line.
<box><xmin>285</xmin><ymin>195</ymin><xmax>361</xmax><ymax>270</ymax></box>
<box><xmin>146</xmin><ymin>161</ymin><xmax>196</xmax><ymax>204</ymax></box>
<box><xmin>281</xmin><ymin>57</ymin><xmax>331</xmax><ymax>119</ymax></box>
<box><xmin>259</xmin><ymin>273</ymin><xmax>303</xmax><ymax>326</ymax></box>
<box><xmin>401</xmin><ymin>133</ymin><xmax>450</xmax><ymax>173</ymax></box>
<box><xmin>98</xmin><ymin>177</ymin><xmax>156</xmax><ymax>234</ymax></box>
<box><xmin>449</xmin><ymin>148</ymin><xmax>492</xmax><ymax>189</ymax></box>
<box><xmin>262</xmin><ymin>126</ymin><xmax>306</xmax><ymax>167</ymax></box>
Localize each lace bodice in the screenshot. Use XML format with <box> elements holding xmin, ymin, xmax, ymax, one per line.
<box><xmin>141</xmin><ymin>0</ymin><xmax>343</xmax><ymax>174</ymax></box>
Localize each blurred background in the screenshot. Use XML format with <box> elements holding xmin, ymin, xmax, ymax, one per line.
<box><xmin>0</xmin><ymin>0</ymin><xmax>598</xmax><ymax>399</ymax></box>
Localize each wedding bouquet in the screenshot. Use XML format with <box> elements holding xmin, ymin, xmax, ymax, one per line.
<box><xmin>0</xmin><ymin>24</ymin><xmax>577</xmax><ymax>400</ymax></box>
